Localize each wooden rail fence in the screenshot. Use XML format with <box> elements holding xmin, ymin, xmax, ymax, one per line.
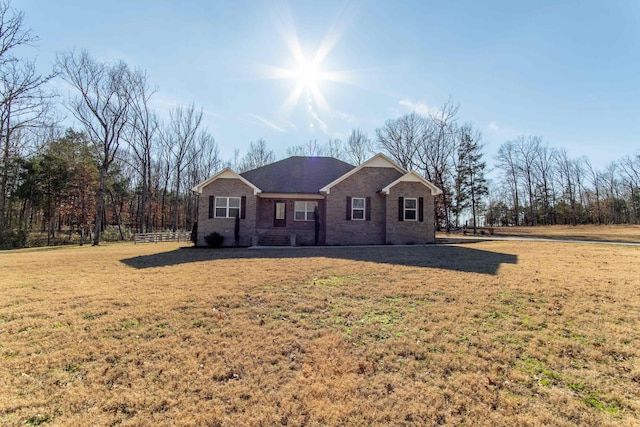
<box><xmin>134</xmin><ymin>232</ymin><xmax>191</xmax><ymax>244</ymax></box>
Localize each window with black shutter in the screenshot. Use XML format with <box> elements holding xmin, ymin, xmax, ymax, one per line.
<box><xmin>351</xmin><ymin>197</ymin><xmax>365</xmax><ymax>220</ymax></box>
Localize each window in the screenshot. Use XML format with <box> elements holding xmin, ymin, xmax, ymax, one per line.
<box><xmin>275</xmin><ymin>202</ymin><xmax>286</xmax><ymax>220</ymax></box>
<box><xmin>347</xmin><ymin>196</ymin><xmax>371</xmax><ymax>221</ymax></box>
<box><xmin>294</xmin><ymin>201</ymin><xmax>317</xmax><ymax>221</ymax></box>
<box><xmin>404</xmin><ymin>198</ymin><xmax>417</xmax><ymax>221</ymax></box>
<box><xmin>215</xmin><ymin>197</ymin><xmax>241</xmax><ymax>218</ymax></box>
<box><xmin>351</xmin><ymin>197</ymin><xmax>365</xmax><ymax>220</ymax></box>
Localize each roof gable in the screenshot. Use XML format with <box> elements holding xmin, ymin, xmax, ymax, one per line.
<box><xmin>192</xmin><ymin>168</ymin><xmax>262</xmax><ymax>195</ymax></box>
<box><xmin>240</xmin><ymin>156</ymin><xmax>354</xmax><ymax>194</ymax></box>
<box><xmin>381</xmin><ymin>171</ymin><xmax>443</xmax><ymax>196</ymax></box>
<box><xmin>319</xmin><ymin>153</ymin><xmax>406</xmax><ymax>194</ymax></box>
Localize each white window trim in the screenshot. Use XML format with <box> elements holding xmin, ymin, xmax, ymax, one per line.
<box><xmin>294</xmin><ymin>201</ymin><xmax>317</xmax><ymax>221</ymax></box>
<box><xmin>404</xmin><ymin>198</ymin><xmax>418</xmax><ymax>221</ymax></box>
<box><xmin>214</xmin><ymin>196</ymin><xmax>241</xmax><ymax>218</ymax></box>
<box><xmin>351</xmin><ymin>197</ymin><xmax>366</xmax><ymax>220</ymax></box>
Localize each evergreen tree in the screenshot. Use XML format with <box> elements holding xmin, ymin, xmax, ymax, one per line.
<box><xmin>455</xmin><ymin>130</ymin><xmax>488</xmax><ymax>234</ymax></box>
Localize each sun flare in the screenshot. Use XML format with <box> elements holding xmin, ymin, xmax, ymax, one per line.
<box><xmin>295</xmin><ymin>60</ymin><xmax>320</xmax><ymax>90</ymax></box>
<box><xmin>253</xmin><ymin>3</ymin><xmax>361</xmax><ymax>133</ymax></box>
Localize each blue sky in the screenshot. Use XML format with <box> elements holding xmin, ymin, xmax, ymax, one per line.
<box><xmin>19</xmin><ymin>0</ymin><xmax>640</xmax><ymax>169</ymax></box>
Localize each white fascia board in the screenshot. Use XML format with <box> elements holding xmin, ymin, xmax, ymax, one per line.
<box><xmin>258</xmin><ymin>193</ymin><xmax>324</xmax><ymax>200</ymax></box>
<box><xmin>192</xmin><ymin>168</ymin><xmax>262</xmax><ymax>195</ymax></box>
<box><xmin>380</xmin><ymin>171</ymin><xmax>443</xmax><ymax>196</ymax></box>
<box><xmin>319</xmin><ymin>153</ymin><xmax>406</xmax><ymax>194</ymax></box>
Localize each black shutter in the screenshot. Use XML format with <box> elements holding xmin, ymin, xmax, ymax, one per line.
<box><xmin>366</xmin><ymin>197</ymin><xmax>371</xmax><ymax>221</ymax></box>
<box><xmin>346</xmin><ymin>196</ymin><xmax>352</xmax><ymax>220</ymax></box>
<box><xmin>419</xmin><ymin>197</ymin><xmax>424</xmax><ymax>222</ymax></box>
<box><xmin>240</xmin><ymin>196</ymin><xmax>246</xmax><ymax>219</ymax></box>
<box><xmin>398</xmin><ymin>197</ymin><xmax>404</xmax><ymax>222</ymax></box>
<box><xmin>208</xmin><ymin>195</ymin><xmax>215</xmax><ymax>219</ymax></box>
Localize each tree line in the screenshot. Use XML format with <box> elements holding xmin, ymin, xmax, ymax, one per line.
<box><xmin>373</xmin><ymin>102</ymin><xmax>640</xmax><ymax>230</ymax></box>
<box><xmin>491</xmin><ymin>136</ymin><xmax>640</xmax><ymax>227</ymax></box>
<box><xmin>0</xmin><ymin>2</ymin><xmax>225</xmax><ymax>247</ymax></box>
<box><xmin>0</xmin><ymin>1</ymin><xmax>638</xmax><ymax>248</ymax></box>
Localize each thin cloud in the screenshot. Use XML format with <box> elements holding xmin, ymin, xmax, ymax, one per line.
<box><xmin>310</xmin><ymin>109</ymin><xmax>329</xmax><ymax>134</ymax></box>
<box><xmin>248</xmin><ymin>114</ymin><xmax>287</xmax><ymax>132</ymax></box>
<box><xmin>399</xmin><ymin>99</ymin><xmax>436</xmax><ymax>116</ymax></box>
<box><xmin>334</xmin><ymin>110</ymin><xmax>359</xmax><ymax>124</ymax></box>
<box><xmin>488</xmin><ymin>121</ymin><xmax>501</xmax><ymax>133</ymax></box>
<box><xmin>487</xmin><ymin>121</ymin><xmax>519</xmax><ymax>139</ymax></box>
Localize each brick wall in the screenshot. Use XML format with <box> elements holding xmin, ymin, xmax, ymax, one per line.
<box><xmin>197</xmin><ymin>178</ymin><xmax>257</xmax><ymax>247</ymax></box>
<box><xmin>385</xmin><ymin>181</ymin><xmax>436</xmax><ymax>244</ymax></box>
<box><xmin>325</xmin><ymin>167</ymin><xmax>403</xmax><ymax>245</ymax></box>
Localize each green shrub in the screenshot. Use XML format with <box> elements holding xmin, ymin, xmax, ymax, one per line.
<box><xmin>0</xmin><ymin>229</ymin><xmax>27</xmax><ymax>249</ymax></box>
<box><xmin>204</xmin><ymin>232</ymin><xmax>224</xmax><ymax>248</ymax></box>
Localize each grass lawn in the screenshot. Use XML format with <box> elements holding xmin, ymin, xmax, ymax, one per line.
<box><xmin>1</xmin><ymin>240</ymin><xmax>639</xmax><ymax>426</ymax></box>
<box><xmin>446</xmin><ymin>224</ymin><xmax>640</xmax><ymax>243</ymax></box>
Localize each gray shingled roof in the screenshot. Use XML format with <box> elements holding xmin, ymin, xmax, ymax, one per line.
<box><xmin>240</xmin><ymin>156</ymin><xmax>354</xmax><ymax>193</ymax></box>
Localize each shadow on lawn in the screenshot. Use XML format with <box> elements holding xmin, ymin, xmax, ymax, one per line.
<box><xmin>121</xmin><ymin>244</ymin><xmax>517</xmax><ymax>275</ymax></box>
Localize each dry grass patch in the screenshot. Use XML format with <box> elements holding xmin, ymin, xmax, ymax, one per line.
<box><xmin>489</xmin><ymin>224</ymin><xmax>640</xmax><ymax>243</ymax></box>
<box><xmin>0</xmin><ymin>241</ymin><xmax>639</xmax><ymax>426</ymax></box>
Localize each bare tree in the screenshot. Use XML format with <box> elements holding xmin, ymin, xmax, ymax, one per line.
<box><xmin>376</xmin><ymin>112</ymin><xmax>426</xmax><ymax>170</ymax></box>
<box><xmin>228</xmin><ymin>148</ymin><xmax>241</xmax><ymax>171</ymax></box>
<box><xmin>185</xmin><ymin>130</ymin><xmax>220</xmax><ymax>228</ymax></box>
<box><xmin>554</xmin><ymin>148</ymin><xmax>579</xmax><ymax>226</ymax></box>
<box><xmin>581</xmin><ymin>157</ymin><xmax>603</xmax><ymax>225</ymax></box>
<box><xmin>601</xmin><ymin>162</ymin><xmax>622</xmax><ymax>223</ymax></box>
<box><xmin>56</xmin><ymin>50</ymin><xmax>131</xmax><ymax>245</ymax></box>
<box><xmin>154</xmin><ymin>140</ymin><xmax>173</xmax><ymax>230</ymax></box>
<box><xmin>418</xmin><ymin>100</ymin><xmax>459</xmax><ymax>230</ymax></box>
<box><xmin>0</xmin><ymin>1</ymin><xmax>34</xmax><ymax>60</ymax></box>
<box><xmin>496</xmin><ymin>140</ymin><xmax>521</xmax><ymax>226</ymax></box>
<box><xmin>325</xmin><ymin>138</ymin><xmax>345</xmax><ymax>160</ymax></box>
<box><xmin>514</xmin><ymin>135</ymin><xmax>541</xmax><ymax>226</ymax></box>
<box><xmin>618</xmin><ymin>154</ymin><xmax>640</xmax><ymax>223</ymax></box>
<box><xmin>345</xmin><ymin>128</ymin><xmax>371</xmax><ymax>165</ymax></box>
<box><xmin>161</xmin><ymin>104</ymin><xmax>203</xmax><ymax>232</ymax></box>
<box><xmin>125</xmin><ymin>68</ymin><xmax>158</xmax><ymax>232</ymax></box>
<box><xmin>0</xmin><ymin>2</ymin><xmax>56</xmax><ymax>229</ymax></box>
<box><xmin>532</xmin><ymin>142</ymin><xmax>556</xmax><ymax>225</ymax></box>
<box><xmin>239</xmin><ymin>138</ymin><xmax>275</xmax><ymax>172</ymax></box>
<box><xmin>286</xmin><ymin>139</ymin><xmax>324</xmax><ymax>157</ymax></box>
<box><xmin>195</xmin><ymin>132</ymin><xmax>221</xmax><ymax>179</ymax></box>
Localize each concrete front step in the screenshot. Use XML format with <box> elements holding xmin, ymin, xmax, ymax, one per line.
<box><xmin>257</xmin><ymin>234</ymin><xmax>291</xmax><ymax>246</ymax></box>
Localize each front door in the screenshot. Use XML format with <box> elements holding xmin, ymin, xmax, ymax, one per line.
<box><xmin>274</xmin><ymin>201</ymin><xmax>286</xmax><ymax>227</ymax></box>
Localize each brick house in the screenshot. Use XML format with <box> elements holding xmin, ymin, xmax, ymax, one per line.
<box><xmin>192</xmin><ymin>153</ymin><xmax>442</xmax><ymax>246</ymax></box>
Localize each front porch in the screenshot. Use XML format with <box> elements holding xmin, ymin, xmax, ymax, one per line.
<box><xmin>254</xmin><ymin>196</ymin><xmax>325</xmax><ymax>246</ymax></box>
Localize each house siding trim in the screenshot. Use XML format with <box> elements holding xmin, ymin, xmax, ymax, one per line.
<box><xmin>319</xmin><ymin>153</ymin><xmax>406</xmax><ymax>194</ymax></box>
<box><xmin>258</xmin><ymin>193</ymin><xmax>324</xmax><ymax>200</ymax></box>
<box><xmin>193</xmin><ymin>168</ymin><xmax>261</xmax><ymax>195</ymax></box>
<box><xmin>381</xmin><ymin>171</ymin><xmax>442</xmax><ymax>196</ymax></box>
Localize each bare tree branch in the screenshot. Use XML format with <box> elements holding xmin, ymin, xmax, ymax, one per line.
<box><xmin>56</xmin><ymin>50</ymin><xmax>131</xmax><ymax>244</ymax></box>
